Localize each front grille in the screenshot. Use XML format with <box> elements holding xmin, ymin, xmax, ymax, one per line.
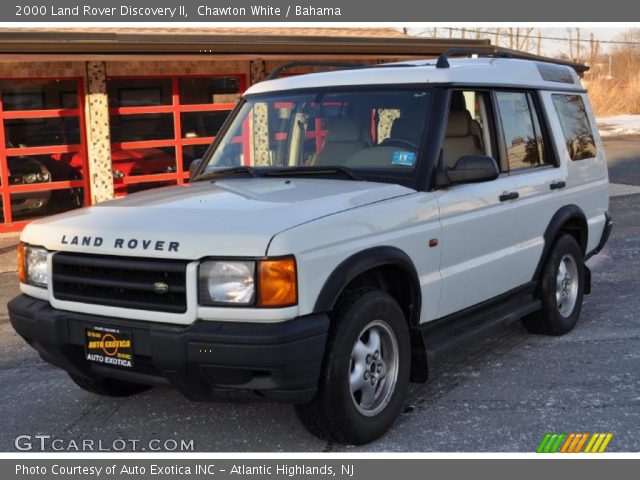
<box><xmin>52</xmin><ymin>252</ymin><xmax>189</xmax><ymax>313</ymax></box>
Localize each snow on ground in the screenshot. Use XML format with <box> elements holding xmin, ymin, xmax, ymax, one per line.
<box><xmin>597</xmin><ymin>115</ymin><xmax>640</xmax><ymax>137</ymax></box>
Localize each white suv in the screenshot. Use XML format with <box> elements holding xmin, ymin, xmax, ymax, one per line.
<box><xmin>9</xmin><ymin>52</ymin><xmax>612</xmax><ymax>445</ymax></box>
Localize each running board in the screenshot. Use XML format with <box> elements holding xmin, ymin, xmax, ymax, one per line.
<box><xmin>421</xmin><ymin>289</ymin><xmax>541</xmax><ymax>365</ymax></box>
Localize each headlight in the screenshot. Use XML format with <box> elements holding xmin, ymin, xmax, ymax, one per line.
<box><xmin>198</xmin><ymin>257</ymin><xmax>298</xmax><ymax>307</ymax></box>
<box><xmin>18</xmin><ymin>243</ymin><xmax>48</xmax><ymax>288</ymax></box>
<box><xmin>24</xmin><ymin>173</ymin><xmax>37</xmax><ymax>183</ymax></box>
<box><xmin>199</xmin><ymin>261</ymin><xmax>255</xmax><ymax>305</ymax></box>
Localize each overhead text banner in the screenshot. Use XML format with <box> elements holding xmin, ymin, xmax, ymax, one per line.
<box><xmin>2</xmin><ymin>0</ymin><xmax>639</xmax><ymax>22</ymax></box>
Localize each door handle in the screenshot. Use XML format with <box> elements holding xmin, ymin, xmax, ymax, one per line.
<box><xmin>499</xmin><ymin>191</ymin><xmax>520</xmax><ymax>202</ymax></box>
<box><xmin>550</xmin><ymin>181</ymin><xmax>566</xmax><ymax>190</ymax></box>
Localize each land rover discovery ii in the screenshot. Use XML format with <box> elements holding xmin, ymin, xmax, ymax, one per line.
<box><xmin>9</xmin><ymin>52</ymin><xmax>612</xmax><ymax>444</ymax></box>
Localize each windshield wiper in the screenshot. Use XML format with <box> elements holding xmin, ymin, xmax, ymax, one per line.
<box><xmin>194</xmin><ymin>166</ymin><xmax>261</xmax><ymax>182</ymax></box>
<box><xmin>262</xmin><ymin>166</ymin><xmax>362</xmax><ymax>181</ymax></box>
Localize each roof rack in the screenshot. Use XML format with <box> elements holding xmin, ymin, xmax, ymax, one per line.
<box><xmin>436</xmin><ymin>48</ymin><xmax>587</xmax><ymax>73</ymax></box>
<box><xmin>267</xmin><ymin>61</ymin><xmax>363</xmax><ymax>80</ymax></box>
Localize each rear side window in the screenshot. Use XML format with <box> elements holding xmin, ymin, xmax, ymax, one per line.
<box><xmin>495</xmin><ymin>91</ymin><xmax>548</xmax><ymax>171</ymax></box>
<box><xmin>552</xmin><ymin>94</ymin><xmax>597</xmax><ymax>161</ymax></box>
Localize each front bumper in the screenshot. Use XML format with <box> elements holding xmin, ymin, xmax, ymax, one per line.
<box><xmin>8</xmin><ymin>295</ymin><xmax>329</xmax><ymax>403</ymax></box>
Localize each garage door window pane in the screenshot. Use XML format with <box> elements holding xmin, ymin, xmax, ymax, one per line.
<box><xmin>7</xmin><ymin>153</ymin><xmax>86</xmax><ymax>186</ymax></box>
<box><xmin>4</xmin><ymin>117</ymin><xmax>81</xmax><ymax>148</ymax></box>
<box><xmin>0</xmin><ymin>79</ymin><xmax>78</xmax><ymax>110</ymax></box>
<box><xmin>10</xmin><ymin>187</ymin><xmax>83</xmax><ymax>221</ymax></box>
<box><xmin>178</xmin><ymin>77</ymin><xmax>240</xmax><ymax>105</ymax></box>
<box><xmin>182</xmin><ymin>145</ymin><xmax>209</xmax><ymax>173</ymax></box>
<box><xmin>107</xmin><ymin>78</ymin><xmax>172</xmax><ymax>107</ymax></box>
<box><xmin>181</xmin><ymin>111</ymin><xmax>229</xmax><ymax>139</ymax></box>
<box><xmin>112</xmin><ymin>146</ymin><xmax>176</xmax><ymax>179</ymax></box>
<box><xmin>110</xmin><ymin>114</ymin><xmax>174</xmax><ymax>143</ymax></box>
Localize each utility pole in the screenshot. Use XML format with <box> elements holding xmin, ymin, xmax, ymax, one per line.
<box><xmin>537</xmin><ymin>29</ymin><xmax>542</xmax><ymax>56</ymax></box>
<box><xmin>494</xmin><ymin>28</ymin><xmax>500</xmax><ymax>48</ymax></box>
<box><xmin>568</xmin><ymin>29</ymin><xmax>574</xmax><ymax>61</ymax></box>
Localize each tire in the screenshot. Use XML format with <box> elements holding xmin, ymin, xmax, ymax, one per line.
<box><xmin>522</xmin><ymin>234</ymin><xmax>585</xmax><ymax>336</ymax></box>
<box><xmin>295</xmin><ymin>290</ymin><xmax>411</xmax><ymax>445</ymax></box>
<box><xmin>68</xmin><ymin>374</ymin><xmax>152</xmax><ymax>397</ymax></box>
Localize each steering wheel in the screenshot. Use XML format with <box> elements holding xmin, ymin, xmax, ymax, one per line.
<box><xmin>378</xmin><ymin>138</ymin><xmax>419</xmax><ymax>151</ymax></box>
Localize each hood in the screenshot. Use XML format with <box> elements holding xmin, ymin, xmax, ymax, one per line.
<box><xmin>21</xmin><ymin>178</ymin><xmax>415</xmax><ymax>258</ymax></box>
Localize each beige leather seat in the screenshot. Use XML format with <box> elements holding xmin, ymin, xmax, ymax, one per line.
<box><xmin>314</xmin><ymin>118</ymin><xmax>370</xmax><ymax>166</ymax></box>
<box><xmin>443</xmin><ymin>110</ymin><xmax>484</xmax><ymax>168</ymax></box>
<box><xmin>450</xmin><ymin>91</ymin><xmax>484</xmax><ymax>151</ymax></box>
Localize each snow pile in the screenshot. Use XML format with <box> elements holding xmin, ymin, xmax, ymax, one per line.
<box><xmin>597</xmin><ymin>115</ymin><xmax>640</xmax><ymax>137</ymax></box>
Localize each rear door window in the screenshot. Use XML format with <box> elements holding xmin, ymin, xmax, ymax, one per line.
<box><xmin>495</xmin><ymin>91</ymin><xmax>549</xmax><ymax>171</ymax></box>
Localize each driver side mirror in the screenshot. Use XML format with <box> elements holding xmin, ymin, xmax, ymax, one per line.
<box><xmin>446</xmin><ymin>155</ymin><xmax>499</xmax><ymax>185</ymax></box>
<box><xmin>188</xmin><ymin>159</ymin><xmax>202</xmax><ymax>181</ymax></box>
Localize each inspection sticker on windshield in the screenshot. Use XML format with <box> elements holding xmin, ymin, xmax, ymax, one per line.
<box><xmin>391</xmin><ymin>151</ymin><xmax>415</xmax><ymax>166</ymax></box>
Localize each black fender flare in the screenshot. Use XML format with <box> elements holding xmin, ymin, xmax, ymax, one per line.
<box><xmin>533</xmin><ymin>204</ymin><xmax>588</xmax><ymax>282</ymax></box>
<box><xmin>313</xmin><ymin>246</ymin><xmax>428</xmax><ymax>382</ymax></box>
<box><xmin>313</xmin><ymin>246</ymin><xmax>421</xmax><ymax>326</ymax></box>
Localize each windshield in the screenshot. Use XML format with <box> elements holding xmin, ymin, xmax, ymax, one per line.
<box><xmin>198</xmin><ymin>88</ymin><xmax>432</xmax><ymax>180</ymax></box>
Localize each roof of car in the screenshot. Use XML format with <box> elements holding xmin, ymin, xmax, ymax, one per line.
<box><xmin>245</xmin><ymin>58</ymin><xmax>584</xmax><ymax>95</ymax></box>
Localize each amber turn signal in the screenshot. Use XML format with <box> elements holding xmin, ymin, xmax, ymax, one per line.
<box><xmin>17</xmin><ymin>242</ymin><xmax>26</xmax><ymax>284</ymax></box>
<box><xmin>257</xmin><ymin>257</ymin><xmax>297</xmax><ymax>307</ymax></box>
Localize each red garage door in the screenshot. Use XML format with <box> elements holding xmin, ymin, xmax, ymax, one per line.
<box><xmin>0</xmin><ymin>78</ymin><xmax>90</xmax><ymax>232</ymax></box>
<box><xmin>106</xmin><ymin>74</ymin><xmax>246</xmax><ymax>196</ymax></box>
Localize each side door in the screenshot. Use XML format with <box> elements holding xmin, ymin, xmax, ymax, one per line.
<box><xmin>494</xmin><ymin>90</ymin><xmax>567</xmax><ymax>283</ymax></box>
<box><xmin>434</xmin><ymin>89</ymin><xmax>522</xmax><ymax>319</ymax></box>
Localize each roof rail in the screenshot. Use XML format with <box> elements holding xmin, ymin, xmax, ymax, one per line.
<box><xmin>267</xmin><ymin>61</ymin><xmax>363</xmax><ymax>80</ymax></box>
<box><xmin>435</xmin><ymin>48</ymin><xmax>587</xmax><ymax>73</ymax></box>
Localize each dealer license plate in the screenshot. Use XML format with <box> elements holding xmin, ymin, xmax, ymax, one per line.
<box><xmin>85</xmin><ymin>326</ymin><xmax>134</xmax><ymax>369</ymax></box>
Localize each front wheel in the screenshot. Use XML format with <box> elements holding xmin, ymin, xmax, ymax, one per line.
<box><xmin>295</xmin><ymin>290</ymin><xmax>411</xmax><ymax>445</ymax></box>
<box><xmin>522</xmin><ymin>234</ymin><xmax>585</xmax><ymax>335</ymax></box>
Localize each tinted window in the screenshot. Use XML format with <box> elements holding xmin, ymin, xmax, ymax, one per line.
<box><xmin>552</xmin><ymin>94</ymin><xmax>597</xmax><ymax>161</ymax></box>
<box><xmin>496</xmin><ymin>92</ymin><xmax>548</xmax><ymax>170</ymax></box>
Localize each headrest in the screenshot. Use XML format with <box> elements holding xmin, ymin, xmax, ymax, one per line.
<box><xmin>325</xmin><ymin>118</ymin><xmax>364</xmax><ymax>143</ymax></box>
<box><xmin>390</xmin><ymin>117</ymin><xmax>423</xmax><ymax>144</ymax></box>
<box><xmin>450</xmin><ymin>91</ymin><xmax>467</xmax><ymax>111</ymax></box>
<box><xmin>446</xmin><ymin>110</ymin><xmax>472</xmax><ymax>138</ymax></box>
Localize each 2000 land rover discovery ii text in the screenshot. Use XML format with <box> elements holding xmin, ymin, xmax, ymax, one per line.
<box><xmin>9</xmin><ymin>52</ymin><xmax>612</xmax><ymax>444</ymax></box>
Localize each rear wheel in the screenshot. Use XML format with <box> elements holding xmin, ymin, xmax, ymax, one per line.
<box><xmin>522</xmin><ymin>234</ymin><xmax>585</xmax><ymax>335</ymax></box>
<box><xmin>296</xmin><ymin>290</ymin><xmax>410</xmax><ymax>445</ymax></box>
<box><xmin>68</xmin><ymin>374</ymin><xmax>152</xmax><ymax>397</ymax></box>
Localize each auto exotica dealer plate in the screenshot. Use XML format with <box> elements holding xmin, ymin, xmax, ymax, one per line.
<box><xmin>85</xmin><ymin>326</ymin><xmax>134</xmax><ymax>368</ymax></box>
